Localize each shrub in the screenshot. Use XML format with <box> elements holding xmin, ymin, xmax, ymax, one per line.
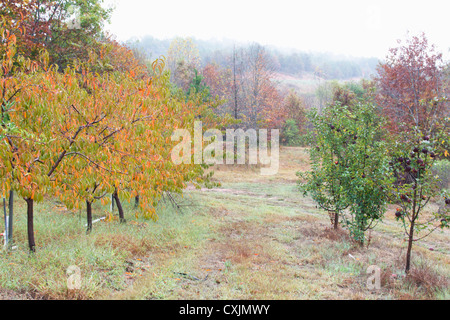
<box><xmin>282</xmin><ymin>119</ymin><xmax>301</xmax><ymax>146</ymax></box>
<box><xmin>299</xmin><ymin>100</ymin><xmax>390</xmax><ymax>245</ymax></box>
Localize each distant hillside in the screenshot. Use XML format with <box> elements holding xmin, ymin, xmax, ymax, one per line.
<box><xmin>127</xmin><ymin>35</ymin><xmax>380</xmax><ymax>81</ymax></box>
<box><xmin>273</xmin><ymin>72</ymin><xmax>324</xmax><ymax>95</ymax></box>
<box><xmin>273</xmin><ymin>71</ymin><xmax>366</xmax><ymax>96</ymax></box>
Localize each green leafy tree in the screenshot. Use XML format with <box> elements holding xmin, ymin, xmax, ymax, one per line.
<box><xmin>300</xmin><ymin>100</ymin><xmax>390</xmax><ymax>245</ymax></box>
<box><xmin>186</xmin><ymin>69</ymin><xmax>210</xmax><ymax>102</ymax></box>
<box><xmin>299</xmin><ymin>103</ymin><xmax>351</xmax><ymax>230</ymax></box>
<box><xmin>282</xmin><ymin>119</ymin><xmax>300</xmax><ymax>146</ymax></box>
<box><xmin>340</xmin><ymin>102</ymin><xmax>390</xmax><ymax>245</ymax></box>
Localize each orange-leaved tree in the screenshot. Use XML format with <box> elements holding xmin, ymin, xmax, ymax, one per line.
<box><xmin>1</xmin><ymin>16</ymin><xmax>231</xmax><ymax>250</ymax></box>
<box><xmin>0</xmin><ymin>19</ymin><xmax>79</xmax><ymax>251</ymax></box>
<box><xmin>375</xmin><ymin>33</ymin><xmax>449</xmax><ymax>135</ymax></box>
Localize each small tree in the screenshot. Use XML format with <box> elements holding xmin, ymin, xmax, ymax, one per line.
<box><xmin>282</xmin><ymin>119</ymin><xmax>301</xmax><ymax>146</ymax></box>
<box><xmin>299</xmin><ymin>103</ymin><xmax>352</xmax><ymax>230</ymax></box>
<box><xmin>186</xmin><ymin>69</ymin><xmax>210</xmax><ymax>102</ymax></box>
<box><xmin>341</xmin><ymin>102</ymin><xmax>390</xmax><ymax>245</ymax></box>
<box><xmin>300</xmin><ymin>100</ymin><xmax>389</xmax><ymax>244</ymax></box>
<box><xmin>284</xmin><ymin>90</ymin><xmax>307</xmax><ymax>136</ymax></box>
<box><xmin>387</xmin><ymin>128</ymin><xmax>449</xmax><ymax>273</ymax></box>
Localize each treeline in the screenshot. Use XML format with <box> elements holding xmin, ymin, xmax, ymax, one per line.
<box><xmin>147</xmin><ymin>37</ymin><xmax>381</xmax><ymax>146</ymax></box>
<box><xmin>129</xmin><ymin>35</ymin><xmax>379</xmax><ymax>80</ymax></box>
<box><xmin>129</xmin><ymin>36</ymin><xmax>381</xmax><ymax>145</ymax></box>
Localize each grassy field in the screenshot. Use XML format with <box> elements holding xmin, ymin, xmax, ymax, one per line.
<box><xmin>0</xmin><ymin>147</ymin><xmax>449</xmax><ymax>300</ymax></box>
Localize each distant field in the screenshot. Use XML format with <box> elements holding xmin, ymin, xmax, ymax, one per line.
<box><xmin>272</xmin><ymin>72</ymin><xmax>363</xmax><ymax>95</ymax></box>
<box><xmin>273</xmin><ymin>73</ymin><xmax>321</xmax><ymax>95</ymax></box>
<box><xmin>0</xmin><ymin>147</ymin><xmax>448</xmax><ymax>300</ymax></box>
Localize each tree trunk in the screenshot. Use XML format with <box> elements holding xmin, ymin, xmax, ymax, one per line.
<box><xmin>356</xmin><ymin>236</ymin><xmax>365</xmax><ymax>248</ymax></box>
<box><xmin>233</xmin><ymin>45</ymin><xmax>239</xmax><ymax>120</ymax></box>
<box><xmin>25</xmin><ymin>198</ymin><xmax>36</xmax><ymax>253</ymax></box>
<box><xmin>355</xmin><ymin>213</ymin><xmax>365</xmax><ymax>247</ymax></box>
<box><xmin>405</xmin><ymin>219</ymin><xmax>415</xmax><ymax>274</ymax></box>
<box><xmin>406</xmin><ymin>190</ymin><xmax>419</xmax><ymax>274</ymax></box>
<box><xmin>113</xmin><ymin>191</ymin><xmax>126</xmax><ymax>223</ymax></box>
<box><xmin>86</xmin><ymin>200</ymin><xmax>93</xmax><ymax>234</ymax></box>
<box><xmin>110</xmin><ymin>193</ymin><xmax>115</xmax><ymax>212</ymax></box>
<box><xmin>333</xmin><ymin>211</ymin><xmax>339</xmax><ymax>230</ymax></box>
<box><xmin>8</xmin><ymin>190</ymin><xmax>13</xmax><ymax>244</ymax></box>
<box><xmin>2</xmin><ymin>198</ymin><xmax>6</xmax><ymax>240</ymax></box>
<box><xmin>135</xmin><ymin>195</ymin><xmax>139</xmax><ymax>208</ymax></box>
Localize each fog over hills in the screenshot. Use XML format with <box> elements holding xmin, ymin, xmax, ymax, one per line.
<box><xmin>126</xmin><ymin>35</ymin><xmax>380</xmax><ymax>81</ymax></box>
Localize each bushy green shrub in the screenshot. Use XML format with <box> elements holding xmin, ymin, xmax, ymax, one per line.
<box><xmin>282</xmin><ymin>119</ymin><xmax>301</xmax><ymax>146</ymax></box>
<box><xmin>299</xmin><ymin>100</ymin><xmax>390</xmax><ymax>245</ymax></box>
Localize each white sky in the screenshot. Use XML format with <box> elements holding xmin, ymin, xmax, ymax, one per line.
<box><xmin>103</xmin><ymin>0</ymin><xmax>450</xmax><ymax>59</ymax></box>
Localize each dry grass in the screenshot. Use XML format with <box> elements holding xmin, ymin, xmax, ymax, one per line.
<box><xmin>405</xmin><ymin>261</ymin><xmax>449</xmax><ymax>298</ymax></box>
<box><xmin>94</xmin><ymin>234</ymin><xmax>151</xmax><ymax>257</ymax></box>
<box><xmin>211</xmin><ymin>146</ymin><xmax>311</xmax><ymax>184</ymax></box>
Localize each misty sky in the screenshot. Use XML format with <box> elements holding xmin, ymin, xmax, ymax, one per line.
<box><xmin>103</xmin><ymin>0</ymin><xmax>449</xmax><ymax>59</ymax></box>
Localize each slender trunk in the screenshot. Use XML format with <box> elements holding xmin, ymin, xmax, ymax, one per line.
<box><xmin>356</xmin><ymin>234</ymin><xmax>365</xmax><ymax>247</ymax></box>
<box><xmin>135</xmin><ymin>195</ymin><xmax>139</xmax><ymax>208</ymax></box>
<box><xmin>356</xmin><ymin>209</ymin><xmax>365</xmax><ymax>247</ymax></box>
<box><xmin>113</xmin><ymin>191</ymin><xmax>126</xmax><ymax>223</ymax></box>
<box><xmin>358</xmin><ymin>235</ymin><xmax>365</xmax><ymax>247</ymax></box>
<box><xmin>405</xmin><ymin>218</ymin><xmax>415</xmax><ymax>274</ymax></box>
<box><xmin>233</xmin><ymin>45</ymin><xmax>238</xmax><ymax>120</ymax></box>
<box><xmin>25</xmin><ymin>198</ymin><xmax>36</xmax><ymax>253</ymax></box>
<box><xmin>2</xmin><ymin>198</ymin><xmax>6</xmax><ymax>240</ymax></box>
<box><xmin>110</xmin><ymin>193</ymin><xmax>115</xmax><ymax>212</ymax></box>
<box><xmin>86</xmin><ymin>200</ymin><xmax>93</xmax><ymax>234</ymax></box>
<box><xmin>406</xmin><ymin>188</ymin><xmax>419</xmax><ymax>273</ymax></box>
<box><xmin>8</xmin><ymin>190</ymin><xmax>13</xmax><ymax>244</ymax></box>
<box><xmin>333</xmin><ymin>211</ymin><xmax>339</xmax><ymax>230</ymax></box>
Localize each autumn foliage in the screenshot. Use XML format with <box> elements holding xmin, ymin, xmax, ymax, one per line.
<box><xmin>198</xmin><ymin>44</ymin><xmax>289</xmax><ymax>131</ymax></box>
<box><xmin>0</xmin><ymin>14</ymin><xmax>223</xmax><ymax>251</ymax></box>
<box><xmin>375</xmin><ymin>33</ymin><xmax>449</xmax><ymax>135</ymax></box>
<box><xmin>1</xmin><ymin>0</ymin><xmax>112</xmax><ymax>68</ymax></box>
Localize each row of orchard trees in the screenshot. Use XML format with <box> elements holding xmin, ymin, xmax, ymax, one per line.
<box><xmin>0</xmin><ymin>5</ymin><xmax>223</xmax><ymax>252</ymax></box>
<box><xmin>300</xmin><ymin>33</ymin><xmax>450</xmax><ymax>274</ymax></box>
